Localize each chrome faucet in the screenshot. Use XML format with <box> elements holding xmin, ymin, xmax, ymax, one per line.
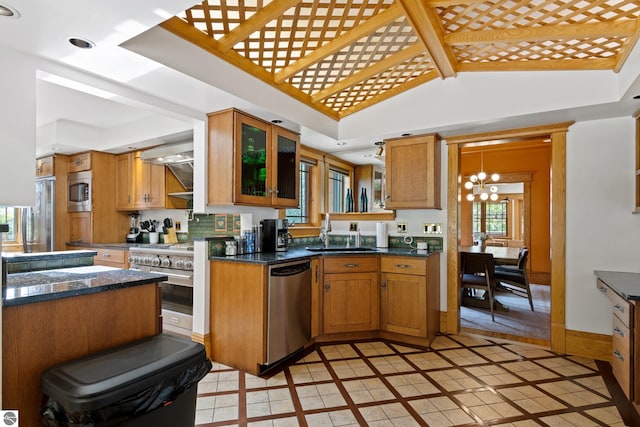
<box><xmin>349</xmin><ymin>229</ymin><xmax>361</xmax><ymax>248</ymax></box>
<box><xmin>319</xmin><ymin>213</ymin><xmax>331</xmax><ymax>248</ymax></box>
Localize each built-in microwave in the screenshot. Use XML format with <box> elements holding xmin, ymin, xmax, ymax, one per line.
<box><xmin>67</xmin><ymin>171</ymin><xmax>92</xmax><ymax>212</ymax></box>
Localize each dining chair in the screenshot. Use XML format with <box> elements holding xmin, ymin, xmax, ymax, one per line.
<box><xmin>460</xmin><ymin>252</ymin><xmax>497</xmax><ymax>321</ymax></box>
<box><xmin>494</xmin><ymin>247</ymin><xmax>534</xmax><ymax>311</ymax></box>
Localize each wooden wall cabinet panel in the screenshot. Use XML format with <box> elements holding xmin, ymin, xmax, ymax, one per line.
<box><xmin>36</xmin><ymin>156</ymin><xmax>54</xmax><ymax>177</ymax></box>
<box><xmin>116</xmin><ymin>152</ymin><xmax>187</xmax><ymax>210</ymax></box>
<box><xmin>69</xmin><ymin>152</ymin><xmax>129</xmax><ymax>243</ymax></box>
<box><xmin>68</xmin><ymin>152</ymin><xmax>92</xmax><ymax>172</ymax></box>
<box><xmin>210</xmin><ymin>260</ymin><xmax>267</xmax><ymax>376</ymax></box>
<box><xmin>635</xmin><ymin>112</ymin><xmax>640</xmax><ymax>213</ymax></box>
<box><xmin>116</xmin><ymin>152</ymin><xmax>134</xmax><ymax>210</ymax></box>
<box><xmin>311</xmin><ymin>258</ymin><xmax>323</xmax><ymax>339</ymax></box>
<box><xmin>208</xmin><ymin>108</ymin><xmax>300</xmax><ymax>208</ymax></box>
<box><xmin>384</xmin><ymin>133</ymin><xmax>441</xmax><ymax>209</ymax></box>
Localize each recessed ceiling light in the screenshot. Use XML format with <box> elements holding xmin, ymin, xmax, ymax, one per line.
<box><xmin>364</xmin><ymin>153</ymin><xmax>372</xmax><ymax>158</ymax></box>
<box><xmin>68</xmin><ymin>37</ymin><xmax>95</xmax><ymax>49</ymax></box>
<box><xmin>271</xmin><ymin>119</ymin><xmax>282</xmax><ymax>124</ymax></box>
<box><xmin>634</xmin><ymin>94</ymin><xmax>640</xmax><ymax>100</ymax></box>
<box><xmin>337</xmin><ymin>142</ymin><xmax>347</xmax><ymax>146</ymax></box>
<box><xmin>0</xmin><ymin>3</ymin><xmax>20</xmax><ymax>18</ymax></box>
<box><xmin>401</xmin><ymin>133</ymin><xmax>411</xmax><ymax>137</ymax></box>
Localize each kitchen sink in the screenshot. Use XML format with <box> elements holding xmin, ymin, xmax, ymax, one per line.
<box><xmin>305</xmin><ymin>246</ymin><xmax>377</xmax><ymax>252</ymax></box>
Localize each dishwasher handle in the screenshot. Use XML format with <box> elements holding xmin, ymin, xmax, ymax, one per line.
<box><xmin>270</xmin><ymin>260</ymin><xmax>311</xmax><ymax>277</ymax></box>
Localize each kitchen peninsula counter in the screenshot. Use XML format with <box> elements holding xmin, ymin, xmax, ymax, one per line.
<box><xmin>3</xmin><ymin>266</ymin><xmax>168</xmax><ymax>307</ymax></box>
<box><xmin>2</xmin><ymin>262</ymin><xmax>167</xmax><ymax>426</ymax></box>
<box><xmin>209</xmin><ymin>246</ymin><xmax>441</xmax><ymax>264</ymax></box>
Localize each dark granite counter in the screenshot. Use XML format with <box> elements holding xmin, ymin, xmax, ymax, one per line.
<box><xmin>4</xmin><ymin>266</ymin><xmax>168</xmax><ymax>307</ymax></box>
<box><xmin>2</xmin><ymin>249</ymin><xmax>97</xmax><ymax>263</ymax></box>
<box><xmin>209</xmin><ymin>246</ymin><xmax>441</xmax><ymax>265</ymax></box>
<box><xmin>594</xmin><ymin>270</ymin><xmax>640</xmax><ymax>301</ymax></box>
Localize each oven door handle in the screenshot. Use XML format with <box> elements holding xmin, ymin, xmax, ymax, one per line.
<box><xmin>150</xmin><ymin>270</ymin><xmax>193</xmax><ymax>280</ymax></box>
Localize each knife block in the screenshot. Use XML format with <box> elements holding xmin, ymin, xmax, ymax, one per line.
<box><xmin>163</xmin><ymin>228</ymin><xmax>178</xmax><ymax>244</ymax></box>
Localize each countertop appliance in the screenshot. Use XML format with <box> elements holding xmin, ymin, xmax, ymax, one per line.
<box><xmin>21</xmin><ymin>177</ymin><xmax>55</xmax><ymax>253</ymax></box>
<box><xmin>129</xmin><ymin>244</ymin><xmax>194</xmax><ymax>336</ymax></box>
<box><xmin>262</xmin><ymin>219</ymin><xmax>291</xmax><ymax>252</ymax></box>
<box><xmin>266</xmin><ymin>260</ymin><xmax>311</xmax><ymax>366</ymax></box>
<box><xmin>126</xmin><ymin>213</ymin><xmax>143</xmax><ymax>243</ymax></box>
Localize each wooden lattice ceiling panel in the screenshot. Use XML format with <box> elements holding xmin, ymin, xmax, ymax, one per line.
<box><xmin>160</xmin><ymin>0</ymin><xmax>640</xmax><ymax>120</ymax></box>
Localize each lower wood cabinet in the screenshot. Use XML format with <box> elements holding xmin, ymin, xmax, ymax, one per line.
<box><xmin>67</xmin><ymin>246</ymin><xmax>129</xmax><ymax>269</ymax></box>
<box><xmin>323</xmin><ymin>256</ymin><xmax>379</xmax><ymax>334</ymax></box>
<box><xmin>210</xmin><ymin>260</ymin><xmax>267</xmax><ymax>376</ymax></box>
<box><xmin>597</xmin><ymin>278</ymin><xmax>634</xmax><ymax>400</ymax></box>
<box><xmin>380</xmin><ymin>254</ymin><xmax>440</xmax><ymax>343</ymax></box>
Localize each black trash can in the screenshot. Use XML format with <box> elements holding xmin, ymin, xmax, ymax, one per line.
<box><xmin>40</xmin><ymin>333</ymin><xmax>212</xmax><ymax>427</ymax></box>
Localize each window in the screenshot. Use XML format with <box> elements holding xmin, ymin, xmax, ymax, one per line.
<box><xmin>472</xmin><ymin>201</ymin><xmax>508</xmax><ymax>237</ymax></box>
<box><xmin>328</xmin><ymin>167</ymin><xmax>350</xmax><ymax>213</ymax></box>
<box><xmin>0</xmin><ymin>206</ymin><xmax>17</xmax><ymax>242</ymax></box>
<box><xmin>286</xmin><ymin>161</ymin><xmax>313</xmax><ymax>224</ymax></box>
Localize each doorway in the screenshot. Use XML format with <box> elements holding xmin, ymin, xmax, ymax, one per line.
<box><xmin>445</xmin><ymin>122</ymin><xmax>571</xmax><ymax>354</ymax></box>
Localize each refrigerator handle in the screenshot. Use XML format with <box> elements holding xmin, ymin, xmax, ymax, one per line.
<box><xmin>21</xmin><ymin>207</ymin><xmax>31</xmax><ymax>253</ymax></box>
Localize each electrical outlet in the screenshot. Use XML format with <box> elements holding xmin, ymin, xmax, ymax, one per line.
<box><xmin>349</xmin><ymin>222</ymin><xmax>358</xmax><ymax>232</ymax></box>
<box><xmin>423</xmin><ymin>223</ymin><xmax>443</xmax><ymax>234</ymax></box>
<box><xmin>397</xmin><ymin>222</ymin><xmax>408</xmax><ymax>233</ymax></box>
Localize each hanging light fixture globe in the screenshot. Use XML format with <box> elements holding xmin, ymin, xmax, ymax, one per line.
<box><xmin>465</xmin><ymin>151</ymin><xmax>500</xmax><ymax>201</ymax></box>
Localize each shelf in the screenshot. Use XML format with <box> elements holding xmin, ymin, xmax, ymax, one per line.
<box><xmin>167</xmin><ymin>191</ymin><xmax>193</xmax><ymax>200</ymax></box>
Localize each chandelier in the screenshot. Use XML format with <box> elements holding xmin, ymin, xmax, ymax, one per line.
<box><xmin>464</xmin><ymin>151</ymin><xmax>500</xmax><ymax>201</ymax></box>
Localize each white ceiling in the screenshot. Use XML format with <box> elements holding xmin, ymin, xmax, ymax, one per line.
<box><xmin>2</xmin><ymin>0</ymin><xmax>640</xmax><ymax>164</ymax></box>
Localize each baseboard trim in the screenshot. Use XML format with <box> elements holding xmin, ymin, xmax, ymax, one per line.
<box><xmin>565</xmin><ymin>329</ymin><xmax>611</xmax><ymax>361</ymax></box>
<box><xmin>192</xmin><ymin>332</ymin><xmax>212</xmax><ymax>359</ymax></box>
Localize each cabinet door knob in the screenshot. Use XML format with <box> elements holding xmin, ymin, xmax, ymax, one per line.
<box><xmin>614</xmin><ymin>326</ymin><xmax>625</xmax><ymax>337</ymax></box>
<box><xmin>614</xmin><ymin>304</ymin><xmax>625</xmax><ymax>313</ymax></box>
<box><xmin>381</xmin><ymin>280</ymin><xmax>387</xmax><ymax>288</ymax></box>
<box><xmin>597</xmin><ymin>285</ymin><xmax>606</xmax><ymax>294</ymax></box>
<box><xmin>324</xmin><ymin>284</ymin><xmax>330</xmax><ymax>291</ymax></box>
<box><xmin>614</xmin><ymin>350</ymin><xmax>624</xmax><ymax>361</ymax></box>
<box><xmin>344</xmin><ymin>263</ymin><xmax>360</xmax><ymax>268</ymax></box>
<box><xmin>395</xmin><ymin>264</ymin><xmax>410</xmax><ymax>269</ymax></box>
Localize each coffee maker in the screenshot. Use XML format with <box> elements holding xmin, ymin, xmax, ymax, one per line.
<box><xmin>126</xmin><ymin>213</ymin><xmax>143</xmax><ymax>243</ymax></box>
<box><xmin>261</xmin><ymin>219</ymin><xmax>291</xmax><ymax>252</ymax></box>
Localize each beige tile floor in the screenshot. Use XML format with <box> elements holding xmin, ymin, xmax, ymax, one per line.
<box><xmin>194</xmin><ymin>335</ymin><xmax>638</xmax><ymax>426</ymax></box>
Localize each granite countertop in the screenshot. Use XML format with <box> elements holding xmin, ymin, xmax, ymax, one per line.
<box><xmin>2</xmin><ymin>250</ymin><xmax>98</xmax><ymax>263</ymax></box>
<box><xmin>3</xmin><ymin>266</ymin><xmax>168</xmax><ymax>307</ymax></box>
<box><xmin>594</xmin><ymin>270</ymin><xmax>640</xmax><ymax>301</ymax></box>
<box><xmin>210</xmin><ymin>246</ymin><xmax>441</xmax><ymax>265</ymax></box>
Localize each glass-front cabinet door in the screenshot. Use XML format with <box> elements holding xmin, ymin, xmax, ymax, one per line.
<box><xmin>272</xmin><ymin>127</ymin><xmax>300</xmax><ymax>208</ymax></box>
<box><xmin>234</xmin><ymin>114</ymin><xmax>271</xmax><ymax>205</ymax></box>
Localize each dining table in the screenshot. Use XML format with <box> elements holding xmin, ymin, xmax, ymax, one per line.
<box><xmin>459</xmin><ymin>245</ymin><xmax>520</xmax><ymax>265</ymax></box>
<box><xmin>459</xmin><ymin>245</ymin><xmax>522</xmax><ymax>312</ymax></box>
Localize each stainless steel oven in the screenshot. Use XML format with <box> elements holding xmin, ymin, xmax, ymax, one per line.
<box><xmin>67</xmin><ymin>171</ymin><xmax>92</xmax><ymax>212</ymax></box>
<box><xmin>129</xmin><ymin>246</ymin><xmax>194</xmax><ymax>336</ymax></box>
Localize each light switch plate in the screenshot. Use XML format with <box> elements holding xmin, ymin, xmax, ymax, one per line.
<box><xmin>423</xmin><ymin>223</ymin><xmax>443</xmax><ymax>234</ymax></box>
<box><xmin>349</xmin><ymin>222</ymin><xmax>358</xmax><ymax>232</ymax></box>
<box><xmin>397</xmin><ymin>222</ymin><xmax>408</xmax><ymax>233</ymax></box>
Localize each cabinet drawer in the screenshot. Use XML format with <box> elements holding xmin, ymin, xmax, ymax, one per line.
<box><xmin>95</xmin><ymin>248</ymin><xmax>126</xmax><ymax>265</ymax></box>
<box><xmin>324</xmin><ymin>256</ymin><xmax>378</xmax><ymax>274</ymax></box>
<box><xmin>611</xmin><ymin>337</ymin><xmax>632</xmax><ymax>399</ymax></box>
<box><xmin>380</xmin><ymin>257</ymin><xmax>426</xmax><ymax>275</ymax></box>
<box><xmin>597</xmin><ymin>279</ymin><xmax>632</xmax><ymax>327</ymax></box>
<box><xmin>69</xmin><ymin>152</ymin><xmax>91</xmax><ymax>172</ymax></box>
<box><xmin>612</xmin><ymin>315</ymin><xmax>631</xmax><ymax>353</ymax></box>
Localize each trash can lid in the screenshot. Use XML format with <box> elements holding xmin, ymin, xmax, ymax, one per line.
<box><xmin>41</xmin><ymin>334</ymin><xmax>207</xmax><ymax>410</ymax></box>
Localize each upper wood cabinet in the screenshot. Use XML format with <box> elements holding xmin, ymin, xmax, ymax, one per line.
<box><xmin>35</xmin><ymin>156</ymin><xmax>54</xmax><ymax>177</ymax></box>
<box><xmin>354</xmin><ymin>164</ymin><xmax>389</xmax><ymax>212</ymax></box>
<box><xmin>384</xmin><ymin>133</ymin><xmax>441</xmax><ymax>209</ymax></box>
<box><xmin>116</xmin><ymin>152</ymin><xmax>188</xmax><ymax>210</ymax></box>
<box><xmin>68</xmin><ymin>152</ymin><xmax>92</xmax><ymax>172</ymax></box>
<box><xmin>208</xmin><ymin>108</ymin><xmax>300</xmax><ymax>208</ymax></box>
<box><xmin>635</xmin><ymin>112</ymin><xmax>640</xmax><ymax>213</ymax></box>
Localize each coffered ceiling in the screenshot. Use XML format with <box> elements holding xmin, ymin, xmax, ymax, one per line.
<box><xmin>160</xmin><ymin>0</ymin><xmax>640</xmax><ymax>120</ymax></box>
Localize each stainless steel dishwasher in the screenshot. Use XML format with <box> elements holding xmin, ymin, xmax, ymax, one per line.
<box><xmin>267</xmin><ymin>259</ymin><xmax>312</xmax><ymax>366</ymax></box>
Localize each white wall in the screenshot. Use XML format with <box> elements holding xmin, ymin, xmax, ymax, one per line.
<box><xmin>566</xmin><ymin>116</ymin><xmax>640</xmax><ymax>334</ymax></box>
<box><xmin>0</xmin><ymin>46</ymin><xmax>37</xmax><ymax>206</ymax></box>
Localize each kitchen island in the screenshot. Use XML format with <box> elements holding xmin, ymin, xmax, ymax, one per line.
<box><xmin>2</xmin><ymin>259</ymin><xmax>167</xmax><ymax>427</ymax></box>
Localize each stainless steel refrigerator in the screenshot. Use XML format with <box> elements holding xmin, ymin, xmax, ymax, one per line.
<box><xmin>21</xmin><ymin>177</ymin><xmax>55</xmax><ymax>253</ymax></box>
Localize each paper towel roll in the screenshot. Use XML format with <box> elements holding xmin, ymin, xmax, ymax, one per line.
<box><xmin>376</xmin><ymin>222</ymin><xmax>388</xmax><ymax>248</ymax></box>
